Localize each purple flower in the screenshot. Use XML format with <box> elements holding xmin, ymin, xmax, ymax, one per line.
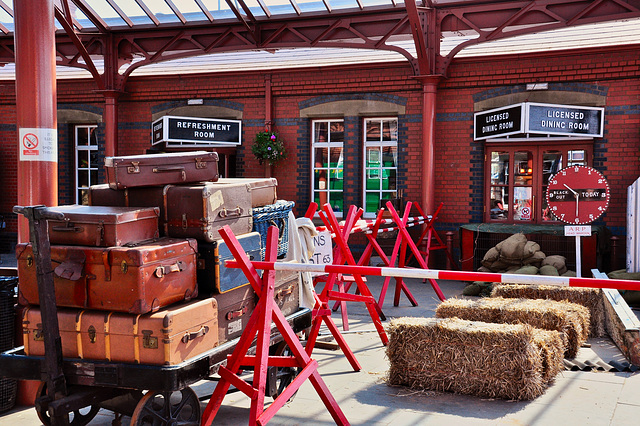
<box><xmin>267</xmin><ymin>146</ymin><xmax>272</xmax><ymax>150</ymax></box>
<box><xmin>271</xmin><ymin>134</ymin><xmax>276</xmax><ymax>141</ymax></box>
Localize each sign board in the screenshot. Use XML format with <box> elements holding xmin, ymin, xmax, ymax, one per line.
<box><xmin>19</xmin><ymin>128</ymin><xmax>57</xmax><ymax>162</ymax></box>
<box><xmin>474</xmin><ymin>102</ymin><xmax>605</xmax><ymax>140</ymax></box>
<box><xmin>474</xmin><ymin>103</ymin><xmax>524</xmax><ymax>140</ymax></box>
<box><xmin>152</xmin><ymin>115</ymin><xmax>241</xmax><ymax>147</ymax></box>
<box><xmin>525</xmin><ymin>102</ymin><xmax>604</xmax><ymax>137</ymax></box>
<box><xmin>564</xmin><ymin>225</ymin><xmax>592</xmax><ymax>237</ymax></box>
<box><xmin>308</xmin><ymin>231</ymin><xmax>333</xmax><ymax>277</ymax></box>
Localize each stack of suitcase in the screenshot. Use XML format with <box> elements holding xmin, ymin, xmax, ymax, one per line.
<box><xmin>17</xmin><ymin>151</ymin><xmax>300</xmax><ymax>366</ymax></box>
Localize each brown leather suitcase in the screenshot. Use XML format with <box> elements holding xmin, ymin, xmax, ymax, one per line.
<box><xmin>214</xmin><ymin>285</ymin><xmax>257</xmax><ymax>343</ymax></box>
<box><xmin>274</xmin><ymin>269</ymin><xmax>301</xmax><ymax>317</ymax></box>
<box><xmin>215</xmin><ymin>178</ymin><xmax>278</xmax><ymax>207</ymax></box>
<box><xmin>89</xmin><ymin>181</ymin><xmax>254</xmax><ymax>242</ymax></box>
<box><xmin>21</xmin><ymin>298</ymin><xmax>219</xmax><ymax>365</ymax></box>
<box><xmin>17</xmin><ymin>238</ymin><xmax>198</xmax><ymax>314</ymax></box>
<box><xmin>104</xmin><ymin>151</ymin><xmax>219</xmax><ymax>189</ymax></box>
<box><xmin>164</xmin><ymin>181</ymin><xmax>253</xmax><ymax>242</ymax></box>
<box><xmin>46</xmin><ymin>205</ymin><xmax>160</xmax><ymax>247</ymax></box>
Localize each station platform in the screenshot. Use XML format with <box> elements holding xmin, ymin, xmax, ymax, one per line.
<box><xmin>1</xmin><ymin>275</ymin><xmax>639</xmax><ymax>425</ymax></box>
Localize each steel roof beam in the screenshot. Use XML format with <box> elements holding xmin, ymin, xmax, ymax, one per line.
<box><xmin>135</xmin><ymin>0</ymin><xmax>161</xmax><ymax>26</ymax></box>
<box><xmin>53</xmin><ymin>6</ymin><xmax>105</xmax><ymax>89</ymax></box>
<box><xmin>106</xmin><ymin>0</ymin><xmax>134</xmax><ymax>27</ymax></box>
<box><xmin>194</xmin><ymin>0</ymin><xmax>215</xmax><ymax>22</ymax></box>
<box><xmin>165</xmin><ymin>0</ymin><xmax>187</xmax><ymax>25</ymax></box>
<box><xmin>71</xmin><ymin>0</ymin><xmax>109</xmax><ymax>32</ymax></box>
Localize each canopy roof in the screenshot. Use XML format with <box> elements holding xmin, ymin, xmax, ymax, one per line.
<box><xmin>0</xmin><ymin>0</ymin><xmax>639</xmax><ymax>86</ymax></box>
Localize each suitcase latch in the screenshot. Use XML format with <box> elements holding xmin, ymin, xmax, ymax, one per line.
<box><xmin>34</xmin><ymin>323</ymin><xmax>44</xmax><ymax>341</ymax></box>
<box><xmin>127</xmin><ymin>161</ymin><xmax>140</xmax><ymax>174</ymax></box>
<box><xmin>195</xmin><ymin>158</ymin><xmax>207</xmax><ymax>169</ymax></box>
<box><xmin>226</xmin><ymin>305</ymin><xmax>248</xmax><ymax>321</ymax></box>
<box><xmin>154</xmin><ymin>261</ymin><xmax>185</xmax><ymax>278</ymax></box>
<box><xmin>276</xmin><ymin>285</ymin><xmax>294</xmax><ymax>304</ymax></box>
<box><xmin>88</xmin><ymin>325</ymin><xmax>97</xmax><ymax>344</ymax></box>
<box><xmin>142</xmin><ymin>330</ymin><xmax>158</xmax><ymax>349</ymax></box>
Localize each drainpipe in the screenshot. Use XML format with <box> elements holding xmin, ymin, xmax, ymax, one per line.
<box><xmin>416</xmin><ymin>75</ymin><xmax>441</xmax><ymax>215</ymax></box>
<box><xmin>265</xmin><ymin>74</ymin><xmax>272</xmax><ymax>131</ymax></box>
<box><xmin>14</xmin><ymin>0</ymin><xmax>58</xmax><ymax>242</ymax></box>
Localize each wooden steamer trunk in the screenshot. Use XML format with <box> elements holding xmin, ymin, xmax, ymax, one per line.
<box><xmin>17</xmin><ymin>238</ymin><xmax>198</xmax><ymax>314</ymax></box>
<box><xmin>104</xmin><ymin>151</ymin><xmax>219</xmax><ymax>189</ymax></box>
<box><xmin>21</xmin><ymin>298</ymin><xmax>219</xmax><ymax>365</ymax></box>
<box><xmin>46</xmin><ymin>205</ymin><xmax>160</xmax><ymax>247</ymax></box>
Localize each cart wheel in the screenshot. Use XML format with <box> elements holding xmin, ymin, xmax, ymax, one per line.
<box><xmin>35</xmin><ymin>381</ymin><xmax>100</xmax><ymax>426</ymax></box>
<box><xmin>130</xmin><ymin>387</ymin><xmax>200</xmax><ymax>426</ymax></box>
<box><xmin>268</xmin><ymin>342</ymin><xmax>301</xmax><ymax>400</ymax></box>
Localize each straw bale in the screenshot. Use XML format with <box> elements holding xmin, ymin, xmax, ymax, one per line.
<box><xmin>386</xmin><ymin>317</ymin><xmax>564</xmax><ymax>400</ymax></box>
<box><xmin>435</xmin><ymin>297</ymin><xmax>589</xmax><ymax>358</ymax></box>
<box><xmin>491</xmin><ymin>284</ymin><xmax>605</xmax><ymax>337</ymax></box>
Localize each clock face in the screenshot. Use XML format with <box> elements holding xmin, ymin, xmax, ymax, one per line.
<box><xmin>546</xmin><ymin>165</ymin><xmax>610</xmax><ymax>224</ymax></box>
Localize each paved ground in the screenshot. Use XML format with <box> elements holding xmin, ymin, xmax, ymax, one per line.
<box><xmin>1</xmin><ymin>276</ymin><xmax>639</xmax><ymax>425</ymax></box>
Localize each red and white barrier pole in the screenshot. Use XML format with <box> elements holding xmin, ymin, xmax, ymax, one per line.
<box><xmin>227</xmin><ymin>260</ymin><xmax>640</xmax><ymax>291</ymax></box>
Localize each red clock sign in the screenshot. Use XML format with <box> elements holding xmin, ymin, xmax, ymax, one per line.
<box><xmin>546</xmin><ymin>165</ymin><xmax>610</xmax><ymax>224</ymax></box>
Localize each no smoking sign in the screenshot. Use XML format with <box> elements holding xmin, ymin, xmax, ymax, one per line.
<box><xmin>22</xmin><ymin>133</ymin><xmax>39</xmax><ymax>154</ymax></box>
<box><xmin>19</xmin><ymin>128</ymin><xmax>57</xmax><ymax>162</ymax></box>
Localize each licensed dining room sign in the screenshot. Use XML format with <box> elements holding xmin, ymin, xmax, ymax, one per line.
<box><xmin>474</xmin><ymin>102</ymin><xmax>604</xmax><ymax>140</ymax></box>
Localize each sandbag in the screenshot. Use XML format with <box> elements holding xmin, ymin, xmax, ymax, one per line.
<box><xmin>542</xmin><ymin>255</ymin><xmax>567</xmax><ymax>275</ymax></box>
<box><xmin>539</xmin><ymin>265</ymin><xmax>560</xmax><ymax>276</ymax></box>
<box><xmin>495</xmin><ymin>233</ymin><xmax>528</xmax><ymax>261</ymax></box>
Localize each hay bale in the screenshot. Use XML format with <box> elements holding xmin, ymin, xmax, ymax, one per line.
<box><xmin>386</xmin><ymin>317</ymin><xmax>564</xmax><ymax>400</ymax></box>
<box><xmin>491</xmin><ymin>284</ymin><xmax>605</xmax><ymax>338</ymax></box>
<box><xmin>436</xmin><ymin>297</ymin><xmax>588</xmax><ymax>358</ymax></box>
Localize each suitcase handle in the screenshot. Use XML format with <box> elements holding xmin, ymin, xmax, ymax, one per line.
<box><xmin>181</xmin><ymin>325</ymin><xmax>209</xmax><ymax>343</ymax></box>
<box><xmin>154</xmin><ymin>261</ymin><xmax>185</xmax><ymax>278</ymax></box>
<box><xmin>51</xmin><ymin>224</ymin><xmax>84</xmax><ymax>233</ymax></box>
<box><xmin>226</xmin><ymin>305</ymin><xmax>248</xmax><ymax>321</ymax></box>
<box><xmin>152</xmin><ymin>166</ymin><xmax>187</xmax><ymax>181</ymax></box>
<box><xmin>218</xmin><ymin>207</ymin><xmax>243</xmax><ymax>218</ymax></box>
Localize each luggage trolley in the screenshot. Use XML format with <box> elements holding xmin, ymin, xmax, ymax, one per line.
<box><xmin>0</xmin><ymin>206</ymin><xmax>311</xmax><ymax>425</ymax></box>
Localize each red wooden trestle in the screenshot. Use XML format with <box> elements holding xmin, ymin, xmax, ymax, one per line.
<box><xmin>381</xmin><ymin>201</ymin><xmax>447</xmax><ymax>303</ymax></box>
<box><xmin>314</xmin><ymin>204</ymin><xmax>388</xmax><ymax>345</ymax></box>
<box><xmin>201</xmin><ymin>225</ymin><xmax>349</xmax><ymax>426</ymax></box>
<box><xmin>406</xmin><ymin>202</ymin><xmax>459</xmax><ymax>272</ymax></box>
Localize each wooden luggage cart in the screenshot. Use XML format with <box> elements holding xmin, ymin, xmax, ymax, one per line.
<box><xmin>1</xmin><ymin>206</ymin><xmax>311</xmax><ymax>425</ymax></box>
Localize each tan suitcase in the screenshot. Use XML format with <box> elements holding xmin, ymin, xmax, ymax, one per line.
<box><xmin>22</xmin><ymin>298</ymin><xmax>219</xmax><ymax>365</ymax></box>
<box><xmin>215</xmin><ymin>178</ymin><xmax>277</xmax><ymax>207</ymax></box>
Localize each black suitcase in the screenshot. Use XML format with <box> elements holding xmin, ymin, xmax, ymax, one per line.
<box><xmin>196</xmin><ymin>232</ymin><xmax>262</xmax><ymax>296</ymax></box>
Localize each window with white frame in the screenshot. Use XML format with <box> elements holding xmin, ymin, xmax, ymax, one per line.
<box><xmin>75</xmin><ymin>125</ymin><xmax>99</xmax><ymax>205</ymax></box>
<box><xmin>363</xmin><ymin>118</ymin><xmax>398</xmax><ymax>217</ymax></box>
<box><xmin>311</xmin><ymin>119</ymin><xmax>344</xmax><ymax>215</ymax></box>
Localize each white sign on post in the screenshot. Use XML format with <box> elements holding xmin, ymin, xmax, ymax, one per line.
<box><xmin>19</xmin><ymin>128</ymin><xmax>57</xmax><ymax>162</ymax></box>
<box><xmin>564</xmin><ymin>225</ymin><xmax>591</xmax><ymax>237</ymax></box>
<box><xmin>308</xmin><ymin>231</ymin><xmax>333</xmax><ymax>277</ymax></box>
<box><xmin>565</xmin><ymin>225</ymin><xmax>591</xmax><ymax>278</ymax></box>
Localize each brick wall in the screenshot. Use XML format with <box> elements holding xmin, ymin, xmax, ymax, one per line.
<box><xmin>0</xmin><ymin>47</ymin><xmax>638</xmax><ymax>254</ymax></box>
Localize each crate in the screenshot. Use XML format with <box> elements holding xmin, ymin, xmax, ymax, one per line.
<box><xmin>0</xmin><ymin>276</ymin><xmax>17</xmax><ymax>413</ymax></box>
<box><xmin>252</xmin><ymin>200</ymin><xmax>295</xmax><ymax>259</ymax></box>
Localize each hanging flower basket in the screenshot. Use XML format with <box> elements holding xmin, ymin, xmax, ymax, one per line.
<box><xmin>251</xmin><ymin>131</ymin><xmax>287</xmax><ymax>166</ymax></box>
